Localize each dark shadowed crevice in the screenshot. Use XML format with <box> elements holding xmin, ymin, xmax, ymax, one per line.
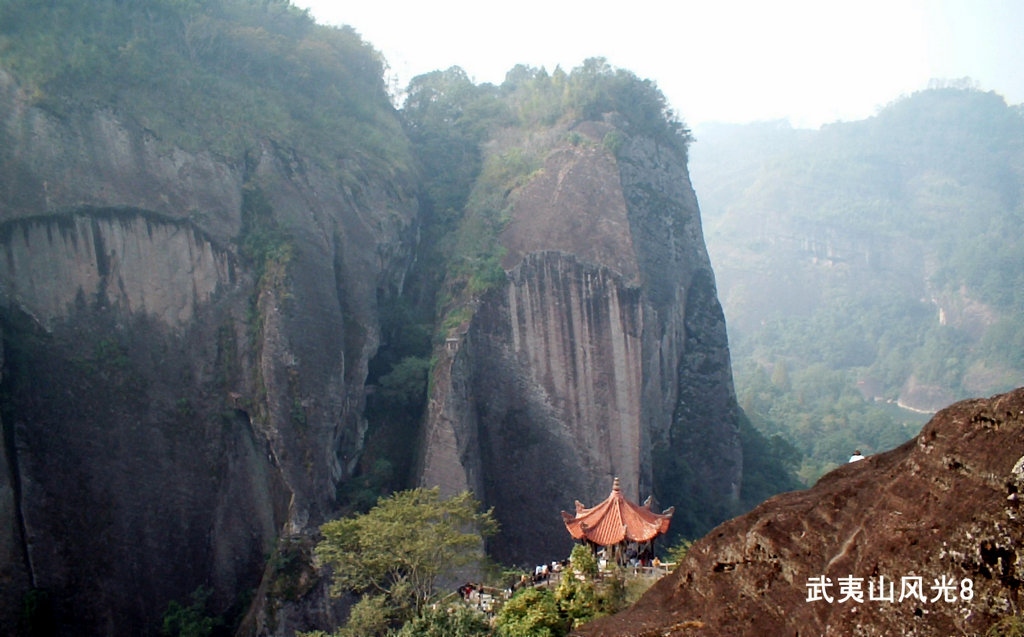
<box><xmin>0</xmin><ymin>306</ymin><xmax>46</xmax><ymax>589</ymax></box>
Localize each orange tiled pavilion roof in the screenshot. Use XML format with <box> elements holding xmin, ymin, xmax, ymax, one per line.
<box><xmin>561</xmin><ymin>478</ymin><xmax>674</xmax><ymax>546</ymax></box>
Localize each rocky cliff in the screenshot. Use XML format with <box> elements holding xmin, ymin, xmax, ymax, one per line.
<box><xmin>0</xmin><ymin>63</ymin><xmax>417</xmax><ymax>634</ymax></box>
<box><xmin>417</xmin><ymin>120</ymin><xmax>743</xmax><ymax>564</ymax></box>
<box><xmin>576</xmin><ymin>388</ymin><xmax>1024</xmax><ymax>636</ymax></box>
<box><xmin>0</xmin><ymin>12</ymin><xmax>748</xmax><ymax>633</ymax></box>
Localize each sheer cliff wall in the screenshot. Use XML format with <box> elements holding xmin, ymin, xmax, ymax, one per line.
<box><xmin>417</xmin><ymin>121</ymin><xmax>743</xmax><ymax>564</ymax></box>
<box><xmin>0</xmin><ymin>68</ymin><xmax>417</xmax><ymax>634</ymax></box>
<box><xmin>0</xmin><ymin>57</ymin><xmax>747</xmax><ymax>633</ymax></box>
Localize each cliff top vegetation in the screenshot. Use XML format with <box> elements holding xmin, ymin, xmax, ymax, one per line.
<box><xmin>0</xmin><ymin>0</ymin><xmax>411</xmax><ymax>177</ymax></box>
<box><xmin>403</xmin><ymin>57</ymin><xmax>694</xmax><ymax>303</ymax></box>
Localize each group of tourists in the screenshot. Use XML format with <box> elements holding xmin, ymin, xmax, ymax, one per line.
<box><xmin>456</xmin><ymin>582</ymin><xmax>498</xmax><ymax>613</ymax></box>
<box><xmin>531</xmin><ymin>559</ymin><xmax>566</xmax><ymax>583</ymax></box>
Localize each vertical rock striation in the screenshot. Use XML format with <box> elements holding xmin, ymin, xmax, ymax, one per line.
<box><xmin>418</xmin><ymin>122</ymin><xmax>742</xmax><ymax>563</ymax></box>
<box><xmin>0</xmin><ymin>46</ymin><xmax>746</xmax><ymax>633</ymax></box>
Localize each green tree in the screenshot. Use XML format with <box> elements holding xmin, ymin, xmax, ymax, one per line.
<box><xmin>552</xmin><ymin>544</ymin><xmax>604</xmax><ymax>629</ymax></box>
<box><xmin>337</xmin><ymin>595</ymin><xmax>390</xmax><ymax>637</ymax></box>
<box><xmin>315</xmin><ymin>488</ymin><xmax>497</xmax><ymax>635</ymax></box>
<box><xmin>555</xmin><ymin>572</ymin><xmax>600</xmax><ymax>630</ymax></box>
<box><xmin>403</xmin><ymin>66</ymin><xmax>507</xmax><ymax>218</ymax></box>
<box><xmin>492</xmin><ymin>545</ymin><xmax>627</xmax><ymax>636</ymax></box>
<box><xmin>493</xmin><ymin>587</ymin><xmax>567</xmax><ymax>637</ymax></box>
<box><xmin>664</xmin><ymin>537</ymin><xmax>693</xmax><ymax>565</ymax></box>
<box><xmin>392</xmin><ymin>602</ymin><xmax>491</xmax><ymax>637</ymax></box>
<box><xmin>160</xmin><ymin>586</ymin><xmax>223</xmax><ymax>637</ymax></box>
<box><xmin>375</xmin><ymin>356</ymin><xmax>432</xmax><ymax>410</ymax></box>
<box><xmin>565</xmin><ymin>57</ymin><xmax>692</xmax><ymax>154</ymax></box>
<box><xmin>567</xmin><ymin>543</ymin><xmax>598</xmax><ymax>577</ymax></box>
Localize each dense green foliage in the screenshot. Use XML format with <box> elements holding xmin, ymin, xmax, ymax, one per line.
<box><xmin>402</xmin><ymin>58</ymin><xmax>693</xmax><ymax>307</ymax></box>
<box><xmin>693</xmin><ymin>87</ymin><xmax>1024</xmax><ymax>482</ymax></box>
<box><xmin>500</xmin><ymin>59</ymin><xmax>692</xmax><ymax>151</ymax></box>
<box><xmin>493</xmin><ymin>588</ymin><xmax>567</xmax><ymax>637</ymax></box>
<box><xmin>301</xmin><ymin>601</ymin><xmax>492</xmax><ymax>637</ymax></box>
<box><xmin>662</xmin><ymin>537</ymin><xmax>692</xmax><ymax>565</ymax></box>
<box><xmin>315</xmin><ymin>488</ymin><xmax>497</xmax><ymax>635</ymax></box>
<box><xmin>492</xmin><ymin>545</ymin><xmax>631</xmax><ymax>636</ymax></box>
<box><xmin>391</xmin><ymin>604</ymin><xmax>491</xmax><ymax>637</ymax></box>
<box><xmin>735</xmin><ymin>358</ymin><xmax>924</xmax><ymax>481</ymax></box>
<box><xmin>735</xmin><ymin>411</ymin><xmax>804</xmax><ymax>501</ymax></box>
<box><xmin>0</xmin><ymin>0</ymin><xmax>410</xmax><ymax>175</ymax></box>
<box><xmin>161</xmin><ymin>587</ymin><xmax>223</xmax><ymax>637</ymax></box>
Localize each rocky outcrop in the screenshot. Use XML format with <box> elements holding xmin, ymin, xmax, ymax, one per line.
<box><xmin>0</xmin><ymin>49</ymin><xmax>746</xmax><ymax>633</ymax></box>
<box><xmin>418</xmin><ymin>121</ymin><xmax>742</xmax><ymax>563</ymax></box>
<box><xmin>0</xmin><ymin>211</ymin><xmax>234</xmax><ymax>329</ymax></box>
<box><xmin>0</xmin><ymin>67</ymin><xmax>417</xmax><ymax>634</ymax></box>
<box><xmin>576</xmin><ymin>388</ymin><xmax>1024</xmax><ymax>636</ymax></box>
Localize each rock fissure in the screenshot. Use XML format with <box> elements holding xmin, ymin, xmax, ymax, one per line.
<box><xmin>0</xmin><ymin>372</ymin><xmax>33</xmax><ymax>588</ymax></box>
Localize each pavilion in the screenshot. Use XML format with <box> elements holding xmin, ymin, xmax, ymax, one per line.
<box><xmin>561</xmin><ymin>477</ymin><xmax>674</xmax><ymax>566</ymax></box>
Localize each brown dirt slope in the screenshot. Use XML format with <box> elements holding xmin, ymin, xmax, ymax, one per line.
<box><xmin>575</xmin><ymin>388</ymin><xmax>1024</xmax><ymax>636</ymax></box>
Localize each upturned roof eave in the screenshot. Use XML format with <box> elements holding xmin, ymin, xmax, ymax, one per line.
<box><xmin>561</xmin><ymin>478</ymin><xmax>674</xmax><ymax>546</ymax></box>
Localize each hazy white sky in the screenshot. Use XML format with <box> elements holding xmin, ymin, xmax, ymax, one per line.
<box><xmin>294</xmin><ymin>0</ymin><xmax>1024</xmax><ymax>129</ymax></box>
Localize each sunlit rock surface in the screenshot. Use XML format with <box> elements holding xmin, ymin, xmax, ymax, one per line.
<box><xmin>576</xmin><ymin>388</ymin><xmax>1024</xmax><ymax>636</ymax></box>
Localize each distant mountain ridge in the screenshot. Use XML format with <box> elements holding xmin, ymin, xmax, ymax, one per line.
<box><xmin>691</xmin><ymin>88</ymin><xmax>1024</xmax><ymax>479</ymax></box>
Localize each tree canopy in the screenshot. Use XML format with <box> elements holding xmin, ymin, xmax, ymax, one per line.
<box><xmin>315</xmin><ymin>488</ymin><xmax>497</xmax><ymax>635</ymax></box>
<box><xmin>0</xmin><ymin>0</ymin><xmax>410</xmax><ymax>174</ymax></box>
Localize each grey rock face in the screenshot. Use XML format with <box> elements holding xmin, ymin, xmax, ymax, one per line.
<box><xmin>0</xmin><ymin>70</ymin><xmax>416</xmax><ymax>634</ymax></box>
<box><xmin>418</xmin><ymin>125</ymin><xmax>743</xmax><ymax>563</ymax></box>
<box><xmin>0</xmin><ymin>61</ymin><xmax>742</xmax><ymax>633</ymax></box>
<box><xmin>0</xmin><ymin>212</ymin><xmax>234</xmax><ymax>329</ymax></box>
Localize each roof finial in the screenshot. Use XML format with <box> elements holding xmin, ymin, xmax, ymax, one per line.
<box><xmin>612</xmin><ymin>476</ymin><xmax>620</xmax><ymax>492</ymax></box>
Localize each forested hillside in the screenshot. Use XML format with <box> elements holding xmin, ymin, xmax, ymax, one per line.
<box><xmin>691</xmin><ymin>87</ymin><xmax>1024</xmax><ymax>481</ymax></box>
